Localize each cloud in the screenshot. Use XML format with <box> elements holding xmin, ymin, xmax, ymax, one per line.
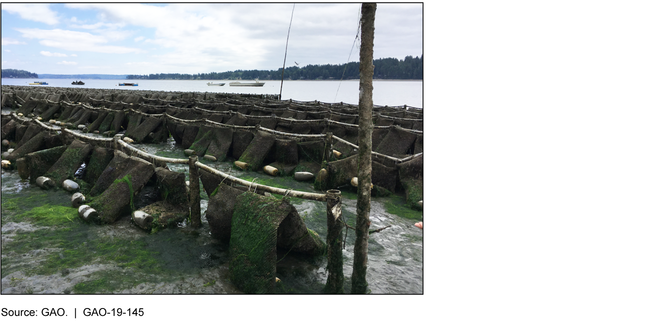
<box><xmin>2</xmin><ymin>4</ymin><xmax>59</xmax><ymax>25</ymax></box>
<box><xmin>57</xmin><ymin>61</ymin><xmax>77</xmax><ymax>65</ymax></box>
<box><xmin>65</xmin><ymin>18</ymin><xmax>134</xmax><ymax>47</ymax></box>
<box><xmin>2</xmin><ymin>38</ymin><xmax>27</xmax><ymax>45</ymax></box>
<box><xmin>41</xmin><ymin>51</ymin><xmax>68</xmax><ymax>57</ymax></box>
<box><xmin>21</xmin><ymin>3</ymin><xmax>422</xmax><ymax>74</ymax></box>
<box><xmin>71</xmin><ymin>21</ymin><xmax>126</xmax><ymax>30</ymax></box>
<box><xmin>15</xmin><ymin>28</ymin><xmax>144</xmax><ymax>54</ymax></box>
<box><xmin>63</xmin><ymin>3</ymin><xmax>300</xmax><ymax>71</ymax></box>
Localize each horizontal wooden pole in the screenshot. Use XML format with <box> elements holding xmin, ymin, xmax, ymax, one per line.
<box><xmin>195</xmin><ymin>161</ymin><xmax>327</xmax><ymax>202</ymax></box>
<box><xmin>117</xmin><ymin>139</ymin><xmax>189</xmax><ymax>164</ymax></box>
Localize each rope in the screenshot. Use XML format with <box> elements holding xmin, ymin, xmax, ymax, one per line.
<box><xmin>334</xmin><ymin>4</ymin><xmax>362</xmax><ymax>103</ymax></box>
<box><xmin>279</xmin><ymin>4</ymin><xmax>296</xmax><ymax>100</ymax></box>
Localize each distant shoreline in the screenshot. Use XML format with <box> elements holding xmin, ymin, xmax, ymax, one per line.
<box><xmin>3</xmin><ymin>78</ymin><xmax>422</xmax><ymax>82</ymax></box>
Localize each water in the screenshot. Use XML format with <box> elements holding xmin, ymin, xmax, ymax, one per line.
<box><xmin>1</xmin><ymin>135</ymin><xmax>424</xmax><ymax>294</ymax></box>
<box><xmin>1</xmin><ymin>78</ymin><xmax>423</xmax><ymax>108</ymax></box>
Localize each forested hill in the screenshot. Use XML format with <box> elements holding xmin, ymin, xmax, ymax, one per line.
<box><xmin>127</xmin><ymin>56</ymin><xmax>422</xmax><ymax>80</ymax></box>
<box><xmin>2</xmin><ymin>69</ymin><xmax>38</xmax><ymax>78</ymax></box>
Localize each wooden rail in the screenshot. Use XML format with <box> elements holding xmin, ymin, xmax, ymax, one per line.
<box><xmin>194</xmin><ymin>161</ymin><xmax>327</xmax><ymax>202</ymax></box>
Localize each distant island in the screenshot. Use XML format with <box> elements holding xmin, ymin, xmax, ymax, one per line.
<box><xmin>128</xmin><ymin>56</ymin><xmax>423</xmax><ymax>81</ymax></box>
<box><xmin>2</xmin><ymin>55</ymin><xmax>422</xmax><ymax>81</ymax></box>
<box><xmin>2</xmin><ymin>69</ymin><xmax>38</xmax><ymax>78</ymax></box>
<box><xmin>1</xmin><ymin>70</ymin><xmax>128</xmax><ymax>79</ymax></box>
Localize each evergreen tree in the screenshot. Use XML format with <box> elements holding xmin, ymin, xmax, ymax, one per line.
<box><xmin>2</xmin><ymin>69</ymin><xmax>38</xmax><ymax>78</ymax></box>
<box><xmin>126</xmin><ymin>56</ymin><xmax>422</xmax><ymax>81</ymax></box>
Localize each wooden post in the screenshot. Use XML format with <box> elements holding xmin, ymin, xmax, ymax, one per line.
<box><xmin>112</xmin><ymin>135</ymin><xmax>119</xmax><ymax>151</ymax></box>
<box><xmin>351</xmin><ymin>2</ymin><xmax>376</xmax><ymax>294</ymax></box>
<box><xmin>324</xmin><ymin>189</ymin><xmax>344</xmax><ymax>293</ymax></box>
<box><xmin>188</xmin><ymin>155</ymin><xmax>202</xmax><ymax>227</ymax></box>
<box><xmin>324</xmin><ymin>132</ymin><xmax>333</xmax><ymax>163</ymax></box>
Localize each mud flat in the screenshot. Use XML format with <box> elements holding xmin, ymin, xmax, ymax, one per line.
<box><xmin>1</xmin><ymin>85</ymin><xmax>424</xmax><ymax>294</ymax></box>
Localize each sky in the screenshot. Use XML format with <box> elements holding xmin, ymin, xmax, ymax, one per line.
<box><xmin>1</xmin><ymin>2</ymin><xmax>423</xmax><ymax>75</ymax></box>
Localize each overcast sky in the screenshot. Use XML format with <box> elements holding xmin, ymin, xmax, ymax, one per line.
<box><xmin>1</xmin><ymin>2</ymin><xmax>422</xmax><ymax>75</ymax></box>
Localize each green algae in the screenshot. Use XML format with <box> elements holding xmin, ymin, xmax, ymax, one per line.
<box><xmin>15</xmin><ymin>205</ymin><xmax>77</xmax><ymax>226</ymax></box>
<box><xmin>228</xmin><ymin>192</ymin><xmax>285</xmax><ymax>293</ymax></box>
<box><xmin>381</xmin><ymin>194</ymin><xmax>423</xmax><ymax>220</ymax></box>
<box><xmin>4</xmin><ymin>226</ymin><xmax>162</xmax><ymax>278</ymax></box>
<box><xmin>73</xmin><ymin>277</ymin><xmax>113</xmax><ymax>293</ymax></box>
<box><xmin>114</xmin><ymin>174</ymin><xmax>135</xmax><ymax>210</ymax></box>
<box><xmin>2</xmin><ymin>191</ymin><xmax>63</xmax><ymax>218</ymax></box>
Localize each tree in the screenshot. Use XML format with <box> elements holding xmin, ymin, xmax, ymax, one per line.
<box><xmin>125</xmin><ymin>55</ymin><xmax>422</xmax><ymax>81</ymax></box>
<box><xmin>2</xmin><ymin>69</ymin><xmax>38</xmax><ymax>78</ymax></box>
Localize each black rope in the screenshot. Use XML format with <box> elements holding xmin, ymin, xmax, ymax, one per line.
<box><xmin>279</xmin><ymin>4</ymin><xmax>296</xmax><ymax>101</ymax></box>
<box><xmin>334</xmin><ymin>5</ymin><xmax>362</xmax><ymax>103</ymax></box>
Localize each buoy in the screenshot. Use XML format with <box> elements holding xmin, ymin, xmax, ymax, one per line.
<box><xmin>294</xmin><ymin>171</ymin><xmax>315</xmax><ymax>182</ymax></box>
<box><xmin>316</xmin><ymin>168</ymin><xmax>328</xmax><ymax>183</ymax></box>
<box><xmin>36</xmin><ymin>176</ymin><xmax>55</xmax><ymax>190</ymax></box>
<box><xmin>49</xmin><ymin>119</ymin><xmax>56</xmax><ymax>124</ymax></box>
<box><xmin>62</xmin><ymin>179</ymin><xmax>80</xmax><ymax>192</ymax></box>
<box><xmin>17</xmin><ymin>113</ymin><xmax>23</xmax><ymax>117</ymax></box>
<box><xmin>263</xmin><ymin>165</ymin><xmax>278</xmax><ymax>176</ymax></box>
<box><xmin>234</xmin><ymin>161</ymin><xmax>248</xmax><ymax>170</ymax></box>
<box><xmin>132</xmin><ymin>210</ymin><xmax>153</xmax><ymax>230</ymax></box>
<box><xmin>122</xmin><ymin>137</ymin><xmax>134</xmax><ymax>144</ymax></box>
<box><xmin>71</xmin><ymin>192</ymin><xmax>85</xmax><ymax>208</ymax></box>
<box><xmin>37</xmin><ymin>117</ymin><xmax>42</xmax><ymax>121</ymax></box>
<box><xmin>78</xmin><ymin>205</ymin><xmax>98</xmax><ymax>222</ymax></box>
<box><xmin>1</xmin><ymin>159</ymin><xmax>11</xmax><ymax>169</ymax></box>
<box><xmin>414</xmin><ymin>222</ymin><xmax>423</xmax><ymax>229</ymax></box>
<box><xmin>351</xmin><ymin>177</ymin><xmax>373</xmax><ymax>189</ymax></box>
<box><xmin>203</xmin><ymin>155</ymin><xmax>217</xmax><ymax>162</ymax></box>
<box><xmin>332</xmin><ymin>150</ymin><xmax>342</xmax><ymax>158</ymax></box>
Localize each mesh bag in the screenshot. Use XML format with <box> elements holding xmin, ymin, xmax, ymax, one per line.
<box><xmin>229</xmin><ymin>192</ymin><xmax>324</xmax><ymax>293</ymax></box>
<box><xmin>237</xmin><ymin>130</ymin><xmax>275</xmax><ymax>171</ymax></box>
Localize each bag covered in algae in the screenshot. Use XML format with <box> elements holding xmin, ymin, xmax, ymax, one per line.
<box><xmin>228</xmin><ymin>192</ymin><xmax>325</xmax><ymax>293</ymax></box>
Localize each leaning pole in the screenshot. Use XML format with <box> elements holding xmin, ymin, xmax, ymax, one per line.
<box><xmin>351</xmin><ymin>2</ymin><xmax>376</xmax><ymax>294</ymax></box>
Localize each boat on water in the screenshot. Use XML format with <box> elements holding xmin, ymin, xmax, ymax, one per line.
<box><xmin>229</xmin><ymin>79</ymin><xmax>265</xmax><ymax>87</ymax></box>
<box><xmin>71</xmin><ymin>81</ymin><xmax>85</xmax><ymax>85</ymax></box>
<box><xmin>29</xmin><ymin>81</ymin><xmax>48</xmax><ymax>85</ymax></box>
<box><xmin>207</xmin><ymin>82</ymin><xmax>225</xmax><ymax>86</ymax></box>
<box><xmin>119</xmin><ymin>83</ymin><xmax>138</xmax><ymax>86</ymax></box>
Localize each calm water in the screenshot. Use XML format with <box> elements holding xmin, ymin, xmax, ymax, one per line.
<box><xmin>1</xmin><ymin>78</ymin><xmax>423</xmax><ymax>108</ymax></box>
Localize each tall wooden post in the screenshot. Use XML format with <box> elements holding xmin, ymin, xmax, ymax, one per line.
<box><xmin>188</xmin><ymin>155</ymin><xmax>201</xmax><ymax>228</ymax></box>
<box><xmin>325</xmin><ymin>132</ymin><xmax>333</xmax><ymax>163</ymax></box>
<box><xmin>324</xmin><ymin>189</ymin><xmax>344</xmax><ymax>293</ymax></box>
<box><xmin>351</xmin><ymin>2</ymin><xmax>376</xmax><ymax>294</ymax></box>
